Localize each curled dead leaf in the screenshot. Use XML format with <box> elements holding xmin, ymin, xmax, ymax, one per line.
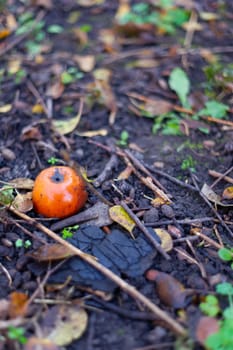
<box><xmin>12</xmin><ymin>192</ymin><xmax>33</xmax><ymax>213</ymax></box>
<box><xmin>222</xmin><ymin>186</ymin><xmax>233</xmax><ymax>200</ymax></box>
<box><xmin>9</xmin><ymin>292</ymin><xmax>28</xmax><ymax>318</ymax></box>
<box><xmin>44</xmin><ymin>305</ymin><xmax>88</xmax><ymax>346</ymax></box>
<box><xmin>27</xmin><ymin>243</ymin><xmax>75</xmax><ymax>261</ymax></box>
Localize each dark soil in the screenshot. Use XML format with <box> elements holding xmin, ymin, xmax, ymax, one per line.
<box><xmin>0</xmin><ymin>1</ymin><xmax>233</xmax><ymax>350</ymax></box>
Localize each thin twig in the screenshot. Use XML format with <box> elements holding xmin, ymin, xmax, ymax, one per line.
<box><xmin>120</xmin><ymin>201</ymin><xmax>171</xmax><ymax>260</ymax></box>
<box><xmin>210</xmin><ymin>166</ymin><xmax>233</xmax><ymax>188</ymax></box>
<box><xmin>8</xmin><ymin>206</ymin><xmax>185</xmax><ymax>336</ymax></box>
<box><xmin>190</xmin><ymin>173</ymin><xmax>233</xmax><ymax>239</ymax></box>
<box><xmin>209</xmin><ymin>169</ymin><xmax>233</xmax><ymax>185</ymax></box>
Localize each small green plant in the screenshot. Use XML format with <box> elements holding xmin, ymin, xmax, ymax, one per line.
<box><xmin>152</xmin><ymin>112</ymin><xmax>182</xmax><ymax>135</ymax></box>
<box><xmin>47</xmin><ymin>157</ymin><xmax>60</xmax><ymax>165</ymax></box>
<box><xmin>61</xmin><ymin>67</ymin><xmax>84</xmax><ymax>85</ymax></box>
<box><xmin>15</xmin><ymin>239</ymin><xmax>32</xmax><ymax>249</ymax></box>
<box><xmin>203</xmin><ymin>61</ymin><xmax>233</xmax><ymax>98</ymax></box>
<box><xmin>169</xmin><ymin>67</ymin><xmax>190</xmax><ymax>108</ymax></box>
<box><xmin>7</xmin><ymin>326</ymin><xmax>27</xmax><ymax>345</ymax></box>
<box><xmin>117</xmin><ymin>130</ymin><xmax>129</xmax><ymax>147</ymax></box>
<box><xmin>118</xmin><ymin>2</ymin><xmax>190</xmax><ymax>34</ymax></box>
<box><xmin>16</xmin><ymin>12</ymin><xmax>46</xmax><ymax>56</ymax></box>
<box><xmin>181</xmin><ymin>155</ymin><xmax>196</xmax><ymax>172</ymax></box>
<box><xmin>61</xmin><ymin>225</ymin><xmax>79</xmax><ymax>239</ymax></box>
<box><xmin>204</xmin><ymin>283</ymin><xmax>233</xmax><ymax>350</ymax></box>
<box><xmin>218</xmin><ymin>247</ymin><xmax>233</xmax><ymax>269</ymax></box>
<box><xmin>0</xmin><ymin>186</ymin><xmax>15</xmax><ymax>206</ymax></box>
<box><xmin>47</xmin><ymin>24</ymin><xmax>63</xmax><ymax>34</ymax></box>
<box><xmin>200</xmin><ymin>294</ymin><xmax>220</xmax><ymax>317</ymax></box>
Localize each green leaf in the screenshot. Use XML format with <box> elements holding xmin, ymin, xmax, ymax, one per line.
<box><xmin>216</xmin><ymin>282</ymin><xmax>233</xmax><ymax>296</ymax></box>
<box><xmin>199</xmin><ymin>100</ymin><xmax>229</xmax><ymax>119</ymax></box>
<box><xmin>218</xmin><ymin>247</ymin><xmax>233</xmax><ymax>262</ymax></box>
<box><xmin>169</xmin><ymin>67</ymin><xmax>190</xmax><ymax>107</ymax></box>
<box><xmin>47</xmin><ymin>24</ymin><xmax>64</xmax><ymax>34</ymax></box>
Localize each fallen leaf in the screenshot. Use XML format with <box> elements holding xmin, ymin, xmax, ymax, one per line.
<box><xmin>25</xmin><ymin>337</ymin><xmax>59</xmax><ymax>350</ymax></box>
<box><xmin>154</xmin><ymin>228</ymin><xmax>173</xmax><ymax>252</ymax></box>
<box><xmin>74</xmin><ymin>55</ymin><xmax>95</xmax><ymax>72</ymax></box>
<box><xmin>128</xmin><ymin>59</ymin><xmax>159</xmax><ymax>68</ymax></box>
<box><xmin>12</xmin><ymin>192</ymin><xmax>33</xmax><ymax>213</ymax></box>
<box><xmin>109</xmin><ymin>205</ymin><xmax>135</xmax><ymax>237</ymax></box>
<box><xmin>195</xmin><ymin>316</ymin><xmax>219</xmax><ymax>345</ymax></box>
<box><xmin>117</xmin><ymin>165</ymin><xmax>133</xmax><ymax>180</ymax></box>
<box><xmin>201</xmin><ymin>183</ymin><xmax>233</xmax><ymax>207</ymax></box>
<box><xmin>27</xmin><ymin>243</ymin><xmax>75</xmax><ymax>261</ymax></box>
<box><xmin>0</xmin><ymin>28</ymin><xmax>11</xmax><ymax>40</ymax></box>
<box><xmin>20</xmin><ymin>125</ymin><xmax>42</xmax><ymax>141</ymax></box>
<box><xmin>76</xmin><ymin>0</ymin><xmax>104</xmax><ymax>6</ymax></box>
<box><xmin>128</xmin><ymin>92</ymin><xmax>173</xmax><ymax>116</ymax></box>
<box><xmin>7</xmin><ymin>59</ymin><xmax>22</xmax><ymax>74</ymax></box>
<box><xmin>200</xmin><ymin>12</ymin><xmax>219</xmax><ymax>21</ymax></box>
<box><xmin>222</xmin><ymin>186</ymin><xmax>233</xmax><ymax>200</ymax></box>
<box><xmin>44</xmin><ymin>305</ymin><xmax>88</xmax><ymax>346</ymax></box>
<box><xmin>53</xmin><ymin>100</ymin><xmax>83</xmax><ymax>136</ymax></box>
<box><xmin>9</xmin><ymin>178</ymin><xmax>34</xmax><ymax>190</ymax></box>
<box><xmin>0</xmin><ymin>104</ymin><xmax>12</xmax><ymax>113</ymax></box>
<box><xmin>31</xmin><ymin>0</ymin><xmax>53</xmax><ymax>9</ymax></box>
<box><xmin>146</xmin><ymin>270</ymin><xmax>187</xmax><ymax>309</ymax></box>
<box><xmin>9</xmin><ymin>292</ymin><xmax>28</xmax><ymax>318</ymax></box>
<box><xmin>46</xmin><ymin>80</ymin><xmax>64</xmax><ymax>99</ymax></box>
<box><xmin>32</xmin><ymin>103</ymin><xmax>45</xmax><ymax>114</ymax></box>
<box><xmin>76</xmin><ymin>128</ymin><xmax>108</xmax><ymax>137</ymax></box>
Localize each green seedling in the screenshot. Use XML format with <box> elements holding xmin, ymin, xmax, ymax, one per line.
<box><xmin>61</xmin><ymin>67</ymin><xmax>84</xmax><ymax>85</ymax></box>
<box><xmin>7</xmin><ymin>326</ymin><xmax>27</xmax><ymax>345</ymax></box>
<box><xmin>0</xmin><ymin>186</ymin><xmax>15</xmax><ymax>206</ymax></box>
<box><xmin>181</xmin><ymin>155</ymin><xmax>196</xmax><ymax>172</ymax></box>
<box><xmin>117</xmin><ymin>130</ymin><xmax>129</xmax><ymax>147</ymax></box>
<box><xmin>203</xmin><ymin>61</ymin><xmax>233</xmax><ymax>97</ymax></box>
<box><xmin>218</xmin><ymin>247</ymin><xmax>233</xmax><ymax>269</ymax></box>
<box><xmin>205</xmin><ymin>283</ymin><xmax>233</xmax><ymax>350</ymax></box>
<box><xmin>16</xmin><ymin>12</ymin><xmax>46</xmax><ymax>56</ymax></box>
<box><xmin>169</xmin><ymin>67</ymin><xmax>190</xmax><ymax>108</ymax></box>
<box><xmin>198</xmin><ymin>100</ymin><xmax>229</xmax><ymax>119</ymax></box>
<box><xmin>47</xmin><ymin>24</ymin><xmax>64</xmax><ymax>34</ymax></box>
<box><xmin>47</xmin><ymin>157</ymin><xmax>60</xmax><ymax>165</ymax></box>
<box><xmin>61</xmin><ymin>225</ymin><xmax>79</xmax><ymax>239</ymax></box>
<box><xmin>15</xmin><ymin>239</ymin><xmax>32</xmax><ymax>249</ymax></box>
<box><xmin>200</xmin><ymin>295</ymin><xmax>220</xmax><ymax>317</ymax></box>
<box><xmin>118</xmin><ymin>1</ymin><xmax>189</xmax><ymax>34</ymax></box>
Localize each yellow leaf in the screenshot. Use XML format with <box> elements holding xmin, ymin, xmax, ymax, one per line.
<box><xmin>222</xmin><ymin>186</ymin><xmax>233</xmax><ymax>200</ymax></box>
<box><xmin>8</xmin><ymin>59</ymin><xmax>21</xmax><ymax>74</ymax></box>
<box><xmin>76</xmin><ymin>128</ymin><xmax>108</xmax><ymax>137</ymax></box>
<box><xmin>0</xmin><ymin>104</ymin><xmax>12</xmax><ymax>113</ymax></box>
<box><xmin>109</xmin><ymin>205</ymin><xmax>135</xmax><ymax>237</ymax></box>
<box><xmin>46</xmin><ymin>305</ymin><xmax>88</xmax><ymax>346</ymax></box>
<box><xmin>154</xmin><ymin>228</ymin><xmax>173</xmax><ymax>252</ymax></box>
<box><xmin>32</xmin><ymin>103</ymin><xmax>45</xmax><ymax>114</ymax></box>
<box><xmin>0</xmin><ymin>28</ymin><xmax>11</xmax><ymax>40</ymax></box>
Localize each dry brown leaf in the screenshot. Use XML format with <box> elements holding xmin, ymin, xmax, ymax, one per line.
<box><xmin>31</xmin><ymin>0</ymin><xmax>53</xmax><ymax>9</ymax></box>
<box><xmin>109</xmin><ymin>205</ymin><xmax>135</xmax><ymax>237</ymax></box>
<box><xmin>74</xmin><ymin>55</ymin><xmax>95</xmax><ymax>72</ymax></box>
<box><xmin>27</xmin><ymin>243</ymin><xmax>75</xmax><ymax>261</ymax></box>
<box><xmin>8</xmin><ymin>178</ymin><xmax>34</xmax><ymax>190</ymax></box>
<box><xmin>46</xmin><ymin>79</ymin><xmax>64</xmax><ymax>99</ymax></box>
<box><xmin>20</xmin><ymin>125</ymin><xmax>42</xmax><ymax>141</ymax></box>
<box><xmin>129</xmin><ymin>59</ymin><xmax>159</xmax><ymax>68</ymax></box>
<box><xmin>201</xmin><ymin>183</ymin><xmax>233</xmax><ymax>207</ymax></box>
<box><xmin>44</xmin><ymin>305</ymin><xmax>88</xmax><ymax>346</ymax></box>
<box><xmin>12</xmin><ymin>192</ymin><xmax>33</xmax><ymax>213</ymax></box>
<box><xmin>128</xmin><ymin>92</ymin><xmax>172</xmax><ymax>116</ymax></box>
<box><xmin>25</xmin><ymin>337</ymin><xmax>59</xmax><ymax>350</ymax></box>
<box><xmin>9</xmin><ymin>292</ymin><xmax>28</xmax><ymax>318</ymax></box>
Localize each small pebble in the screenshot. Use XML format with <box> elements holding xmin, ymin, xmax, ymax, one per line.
<box><xmin>143</xmin><ymin>207</ymin><xmax>159</xmax><ymax>223</ymax></box>
<box><xmin>161</xmin><ymin>204</ymin><xmax>175</xmax><ymax>219</ymax></box>
<box><xmin>1</xmin><ymin>148</ymin><xmax>16</xmax><ymax>161</ymax></box>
